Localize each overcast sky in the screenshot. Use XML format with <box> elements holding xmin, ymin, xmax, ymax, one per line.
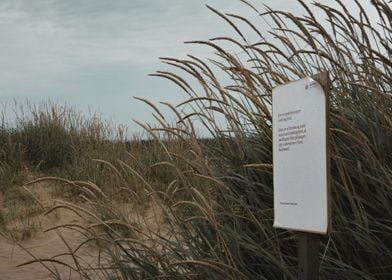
<box><xmin>0</xmin><ymin>0</ymin><xmax>378</xmax><ymax>133</ymax></box>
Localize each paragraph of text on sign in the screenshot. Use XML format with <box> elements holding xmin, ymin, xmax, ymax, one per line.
<box><xmin>277</xmin><ymin>110</ymin><xmax>307</xmax><ymax>152</ymax></box>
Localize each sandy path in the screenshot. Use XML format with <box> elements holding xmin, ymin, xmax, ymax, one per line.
<box><xmin>0</xmin><ymin>236</ymin><xmax>74</xmax><ymax>280</ymax></box>
<box><xmin>0</xmin><ymin>213</ymin><xmax>101</xmax><ymax>280</ymax></box>
<box><xmin>0</xmin><ymin>182</ymin><xmax>163</xmax><ymax>279</ymax></box>
<box><xmin>0</xmin><ymin>187</ymin><xmax>101</xmax><ymax>280</ymax></box>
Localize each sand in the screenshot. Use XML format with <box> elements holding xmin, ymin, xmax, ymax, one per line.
<box><xmin>0</xmin><ymin>184</ymin><xmax>100</xmax><ymax>280</ymax></box>
<box><xmin>0</xmin><ymin>179</ymin><xmax>165</xmax><ymax>280</ymax></box>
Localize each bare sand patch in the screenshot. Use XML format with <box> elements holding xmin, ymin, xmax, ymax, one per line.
<box><xmin>0</xmin><ymin>183</ymin><xmax>100</xmax><ymax>280</ymax></box>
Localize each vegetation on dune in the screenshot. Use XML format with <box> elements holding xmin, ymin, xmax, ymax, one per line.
<box><xmin>1</xmin><ymin>0</ymin><xmax>391</xmax><ymax>279</ymax></box>
<box><xmin>0</xmin><ymin>102</ymin><xmax>178</xmax><ymax>241</ymax></box>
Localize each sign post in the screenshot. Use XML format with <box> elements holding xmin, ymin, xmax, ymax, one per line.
<box><xmin>272</xmin><ymin>72</ymin><xmax>331</xmax><ymax>279</ymax></box>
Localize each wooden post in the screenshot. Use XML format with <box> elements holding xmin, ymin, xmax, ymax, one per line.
<box><xmin>298</xmin><ymin>232</ymin><xmax>320</xmax><ymax>279</ymax></box>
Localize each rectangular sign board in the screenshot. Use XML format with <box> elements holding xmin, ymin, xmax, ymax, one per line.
<box><xmin>273</xmin><ymin>76</ymin><xmax>329</xmax><ymax>234</ymax></box>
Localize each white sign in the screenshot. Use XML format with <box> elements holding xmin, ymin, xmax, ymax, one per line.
<box><xmin>273</xmin><ymin>77</ymin><xmax>328</xmax><ymax>234</ymax></box>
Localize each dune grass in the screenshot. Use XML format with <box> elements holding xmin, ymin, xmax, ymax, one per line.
<box><xmin>0</xmin><ymin>0</ymin><xmax>391</xmax><ymax>279</ymax></box>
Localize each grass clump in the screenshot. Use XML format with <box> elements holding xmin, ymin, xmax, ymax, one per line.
<box><xmin>18</xmin><ymin>111</ymin><xmax>74</xmax><ymax>171</ymax></box>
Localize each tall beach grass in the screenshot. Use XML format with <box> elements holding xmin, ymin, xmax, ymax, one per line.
<box><xmin>3</xmin><ymin>0</ymin><xmax>391</xmax><ymax>279</ymax></box>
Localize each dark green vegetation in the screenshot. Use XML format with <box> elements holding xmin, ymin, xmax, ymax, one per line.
<box><xmin>1</xmin><ymin>0</ymin><xmax>392</xmax><ymax>279</ymax></box>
